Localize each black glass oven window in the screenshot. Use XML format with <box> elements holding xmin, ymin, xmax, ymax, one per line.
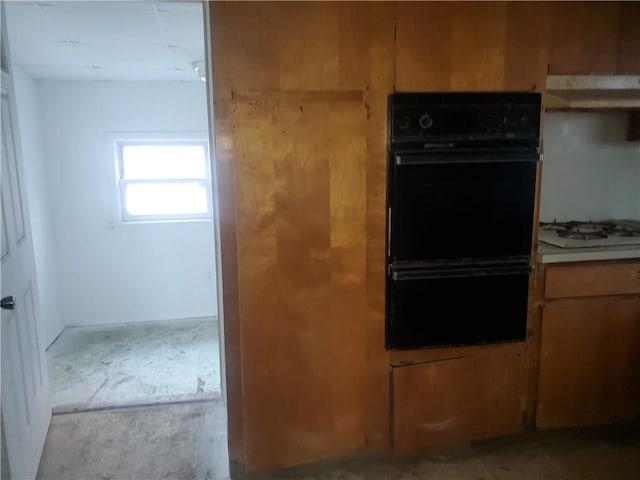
<box><xmin>389</xmin><ymin>159</ymin><xmax>537</xmax><ymax>262</ymax></box>
<box><xmin>387</xmin><ymin>271</ymin><xmax>529</xmax><ymax>349</ymax></box>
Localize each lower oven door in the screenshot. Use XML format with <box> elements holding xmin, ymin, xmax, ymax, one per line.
<box><xmin>386</xmin><ymin>263</ymin><xmax>530</xmax><ymax>350</ymax></box>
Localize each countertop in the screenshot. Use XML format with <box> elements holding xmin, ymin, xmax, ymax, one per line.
<box><xmin>538</xmin><ymin>242</ymin><xmax>640</xmax><ymax>264</ymax></box>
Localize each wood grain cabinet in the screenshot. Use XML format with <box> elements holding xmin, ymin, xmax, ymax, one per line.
<box><xmin>548</xmin><ymin>2</ymin><xmax>640</xmax><ymax>75</ymax></box>
<box><xmin>392</xmin><ymin>348</ymin><xmax>524</xmax><ymax>455</ymax></box>
<box><xmin>536</xmin><ymin>261</ymin><xmax>640</xmax><ymax>428</ymax></box>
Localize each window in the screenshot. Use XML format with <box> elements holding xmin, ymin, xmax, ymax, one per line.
<box><xmin>116</xmin><ymin>140</ymin><xmax>212</xmax><ymax>222</ymax></box>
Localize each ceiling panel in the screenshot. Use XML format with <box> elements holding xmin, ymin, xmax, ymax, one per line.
<box><xmin>4</xmin><ymin>1</ymin><xmax>205</xmax><ymax>82</ymax></box>
<box><xmin>159</xmin><ymin>11</ymin><xmax>204</xmax><ymax>49</ymax></box>
<box><xmin>4</xmin><ymin>1</ymin><xmax>67</xmax><ymax>42</ymax></box>
<box><xmin>10</xmin><ymin>40</ymin><xmax>90</xmax><ymax>69</ymax></box>
<box><xmin>78</xmin><ymin>42</ymin><xmax>171</xmax><ymax>69</ymax></box>
<box><xmin>42</xmin><ymin>3</ymin><xmax>164</xmax><ymax>46</ymax></box>
<box><xmin>20</xmin><ymin>65</ymin><xmax>102</xmax><ymax>81</ymax></box>
<box><xmin>156</xmin><ymin>2</ymin><xmax>202</xmax><ymax>15</ymax></box>
<box><xmin>167</xmin><ymin>45</ymin><xmax>204</xmax><ymax>65</ymax></box>
<box><xmin>92</xmin><ymin>66</ymin><xmax>196</xmax><ymax>82</ymax></box>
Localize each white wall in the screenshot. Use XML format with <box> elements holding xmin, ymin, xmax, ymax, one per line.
<box><xmin>540</xmin><ymin>112</ymin><xmax>640</xmax><ymax>223</ymax></box>
<box><xmin>37</xmin><ymin>80</ymin><xmax>217</xmax><ymax>326</ymax></box>
<box><xmin>12</xmin><ymin>65</ymin><xmax>64</xmax><ymax>347</ymax></box>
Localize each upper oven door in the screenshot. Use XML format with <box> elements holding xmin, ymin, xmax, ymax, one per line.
<box><xmin>388</xmin><ymin>151</ymin><xmax>538</xmax><ymax>262</ymax></box>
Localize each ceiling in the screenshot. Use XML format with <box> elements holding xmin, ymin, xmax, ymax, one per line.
<box><xmin>5</xmin><ymin>1</ymin><xmax>206</xmax><ymax>82</ymax></box>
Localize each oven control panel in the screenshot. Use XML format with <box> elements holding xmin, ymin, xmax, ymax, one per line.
<box><xmin>389</xmin><ymin>92</ymin><xmax>541</xmax><ymax>148</ymax></box>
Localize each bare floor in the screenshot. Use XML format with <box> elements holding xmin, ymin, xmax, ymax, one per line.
<box><xmin>250</xmin><ymin>423</ymin><xmax>640</xmax><ymax>480</ymax></box>
<box><xmin>46</xmin><ymin>319</ymin><xmax>220</xmax><ymax>411</ymax></box>
<box><xmin>38</xmin><ymin>402</ymin><xmax>640</xmax><ymax>480</ymax></box>
<box><xmin>37</xmin><ymin>400</ymin><xmax>230</xmax><ymax>480</ymax></box>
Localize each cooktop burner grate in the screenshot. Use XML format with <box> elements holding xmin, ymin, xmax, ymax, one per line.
<box><xmin>539</xmin><ymin>219</ymin><xmax>640</xmax><ymax>248</ymax></box>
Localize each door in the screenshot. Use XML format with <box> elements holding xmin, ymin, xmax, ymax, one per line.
<box><xmin>1</xmin><ymin>70</ymin><xmax>51</xmax><ymax>479</ymax></box>
<box><xmin>537</xmin><ymin>297</ymin><xmax>640</xmax><ymax>428</ymax></box>
<box><xmin>387</xmin><ymin>263</ymin><xmax>530</xmax><ymax>349</ymax></box>
<box><xmin>388</xmin><ymin>153</ymin><xmax>538</xmax><ymax>262</ymax></box>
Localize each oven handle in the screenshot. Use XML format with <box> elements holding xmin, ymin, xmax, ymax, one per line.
<box><xmin>387</xmin><ymin>207</ymin><xmax>392</xmax><ymax>257</ymax></box>
<box><xmin>395</xmin><ymin>153</ymin><xmax>538</xmax><ymax>166</ymax></box>
<box><xmin>392</xmin><ymin>265</ymin><xmax>531</xmax><ymax>281</ymax></box>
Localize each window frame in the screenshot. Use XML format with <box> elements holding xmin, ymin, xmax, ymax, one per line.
<box><xmin>115</xmin><ymin>137</ymin><xmax>213</xmax><ymax>223</ymax></box>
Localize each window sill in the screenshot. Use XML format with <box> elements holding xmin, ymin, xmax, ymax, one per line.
<box><xmin>110</xmin><ymin>219</ymin><xmax>214</xmax><ymax>231</ymax></box>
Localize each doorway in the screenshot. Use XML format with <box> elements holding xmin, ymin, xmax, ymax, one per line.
<box><xmin>2</xmin><ymin>1</ymin><xmax>227</xmax><ymax>477</ymax></box>
<box><xmin>5</xmin><ymin>0</ymin><xmax>221</xmax><ymax>409</ymax></box>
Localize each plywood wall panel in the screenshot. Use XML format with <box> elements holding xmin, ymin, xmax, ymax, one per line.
<box><xmin>233</xmin><ymin>101</ymin><xmax>302</xmax><ymax>470</ymax></box>
<box><xmin>364</xmin><ymin>1</ymin><xmax>395</xmax><ymax>449</ymax></box>
<box><xmin>395</xmin><ymin>2</ymin><xmax>452</xmax><ymax>91</ymax></box>
<box><xmin>327</xmin><ymin>102</ymin><xmax>368</xmax><ymax>458</ymax></box>
<box><xmin>450</xmin><ymin>2</ymin><xmax>507</xmax><ymax>90</ymax></box>
<box><xmin>278</xmin><ymin>4</ymin><xmax>340</xmax><ymax>90</ymax></box>
<box><xmin>211</xmin><ymin>2</ymin><xmax>281</xmax><ymax>92</ymax></box>
<box><xmin>215</xmin><ymin>2</ymin><xmax>370</xmax><ymax>93</ymax></box>
<box><xmin>337</xmin><ymin>2</ymin><xmax>370</xmax><ymax>90</ymax></box>
<box><xmin>232</xmin><ymin>101</ymin><xmax>368</xmax><ymax>471</ymax></box>
<box><xmin>504</xmin><ymin>2</ymin><xmax>552</xmax><ymax>91</ymax></box>
<box><xmin>278</xmin><ymin>2</ymin><xmax>369</xmax><ymax>91</ymax></box>
<box><xmin>210</xmin><ymin>2</ymin><xmax>244</xmax><ymax>465</ymax></box>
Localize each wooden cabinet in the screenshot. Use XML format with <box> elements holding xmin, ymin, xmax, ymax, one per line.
<box><xmin>211</xmin><ymin>0</ymin><xmax>640</xmax><ymax>472</ymax></box>
<box><xmin>548</xmin><ymin>2</ymin><xmax>620</xmax><ymax>75</ymax></box>
<box><xmin>394</xmin><ymin>2</ymin><xmax>552</xmax><ymax>91</ymax></box>
<box><xmin>537</xmin><ymin>262</ymin><xmax>640</xmax><ymax>428</ymax></box>
<box><xmin>548</xmin><ymin>2</ymin><xmax>640</xmax><ymax>75</ymax></box>
<box><xmin>545</xmin><ymin>261</ymin><xmax>640</xmax><ymax>299</ymax></box>
<box><xmin>393</xmin><ymin>347</ymin><xmax>524</xmax><ymax>455</ymax></box>
<box><xmin>617</xmin><ymin>2</ymin><xmax>640</xmax><ymax>74</ymax></box>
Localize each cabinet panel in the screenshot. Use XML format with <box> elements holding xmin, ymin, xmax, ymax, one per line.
<box><xmin>617</xmin><ymin>2</ymin><xmax>640</xmax><ymax>73</ymax></box>
<box><xmin>545</xmin><ymin>262</ymin><xmax>640</xmax><ymax>299</ymax></box>
<box><xmin>449</xmin><ymin>2</ymin><xmax>507</xmax><ymax>90</ymax></box>
<box><xmin>393</xmin><ymin>352</ymin><xmax>523</xmax><ymax>456</ymax></box>
<box><xmin>396</xmin><ymin>2</ymin><xmax>551</xmax><ymax>92</ymax></box>
<box><xmin>395</xmin><ymin>2</ymin><xmax>452</xmax><ymax>91</ymax></box>
<box><xmin>211</xmin><ymin>2</ymin><xmax>370</xmax><ymax>93</ymax></box>
<box><xmin>504</xmin><ymin>2</ymin><xmax>552</xmax><ymax>91</ymax></box>
<box><xmin>537</xmin><ymin>297</ymin><xmax>640</xmax><ymax>428</ymax></box>
<box><xmin>548</xmin><ymin>2</ymin><xmax>621</xmax><ymax>74</ymax></box>
<box><xmin>232</xmin><ymin>100</ymin><xmax>368</xmax><ymax>471</ymax></box>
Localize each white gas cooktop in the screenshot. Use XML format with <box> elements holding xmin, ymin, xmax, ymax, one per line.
<box><xmin>539</xmin><ymin>220</ymin><xmax>640</xmax><ymax>249</ymax></box>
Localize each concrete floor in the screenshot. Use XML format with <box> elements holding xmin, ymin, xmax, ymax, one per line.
<box><xmin>46</xmin><ymin>319</ymin><xmax>221</xmax><ymax>411</ymax></box>
<box><xmin>37</xmin><ymin>400</ymin><xmax>230</xmax><ymax>480</ymax></box>
<box><xmin>251</xmin><ymin>423</ymin><xmax>640</xmax><ymax>480</ymax></box>
<box><xmin>37</xmin><ymin>405</ymin><xmax>640</xmax><ymax>480</ymax></box>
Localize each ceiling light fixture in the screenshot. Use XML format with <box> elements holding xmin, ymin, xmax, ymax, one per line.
<box><xmin>192</xmin><ymin>61</ymin><xmax>206</xmax><ymax>82</ymax></box>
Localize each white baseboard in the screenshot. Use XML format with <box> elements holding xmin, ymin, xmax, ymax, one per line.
<box><xmin>65</xmin><ymin>315</ymin><xmax>219</xmax><ymax>331</ymax></box>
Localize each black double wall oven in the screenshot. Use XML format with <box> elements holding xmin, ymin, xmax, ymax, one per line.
<box><xmin>386</xmin><ymin>92</ymin><xmax>541</xmax><ymax>350</ymax></box>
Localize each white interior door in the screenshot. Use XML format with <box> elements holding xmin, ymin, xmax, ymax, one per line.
<box><xmin>1</xmin><ymin>70</ymin><xmax>51</xmax><ymax>479</ymax></box>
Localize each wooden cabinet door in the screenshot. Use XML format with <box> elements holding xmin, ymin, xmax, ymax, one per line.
<box><xmin>548</xmin><ymin>2</ymin><xmax>620</xmax><ymax>75</ymax></box>
<box><xmin>231</xmin><ymin>100</ymin><xmax>369</xmax><ymax>471</ymax></box>
<box><xmin>618</xmin><ymin>2</ymin><xmax>640</xmax><ymax>74</ymax></box>
<box><xmin>537</xmin><ymin>297</ymin><xmax>640</xmax><ymax>428</ymax></box>
<box><xmin>393</xmin><ymin>351</ymin><xmax>524</xmax><ymax>455</ymax></box>
<box><xmin>548</xmin><ymin>2</ymin><xmax>640</xmax><ymax>75</ymax></box>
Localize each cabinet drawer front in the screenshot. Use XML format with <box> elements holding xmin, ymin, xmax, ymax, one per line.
<box><xmin>545</xmin><ymin>262</ymin><xmax>640</xmax><ymax>299</ymax></box>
